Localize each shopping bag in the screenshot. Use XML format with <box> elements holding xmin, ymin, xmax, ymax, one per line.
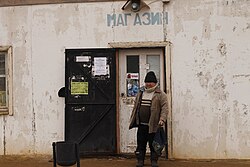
<box><xmin>152</xmin><ymin>127</ymin><xmax>166</xmax><ymax>156</ymax></box>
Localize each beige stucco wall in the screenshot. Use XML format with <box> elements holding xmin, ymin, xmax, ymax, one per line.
<box><xmin>0</xmin><ymin>0</ymin><xmax>249</xmax><ymax>159</ymax></box>
<box><xmin>167</xmin><ymin>0</ymin><xmax>250</xmax><ymax>159</ymax></box>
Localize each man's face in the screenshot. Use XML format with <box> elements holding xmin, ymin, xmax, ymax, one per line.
<box><xmin>145</xmin><ymin>82</ymin><xmax>156</xmax><ymax>89</ymax></box>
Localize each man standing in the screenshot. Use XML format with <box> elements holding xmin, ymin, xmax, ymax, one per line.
<box><xmin>129</xmin><ymin>71</ymin><xmax>168</xmax><ymax>167</ymax></box>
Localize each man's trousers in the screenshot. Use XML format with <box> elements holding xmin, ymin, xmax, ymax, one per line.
<box><xmin>135</xmin><ymin>125</ymin><xmax>158</xmax><ymax>161</ymax></box>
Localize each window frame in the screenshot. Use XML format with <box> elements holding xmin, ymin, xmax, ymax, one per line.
<box><xmin>0</xmin><ymin>46</ymin><xmax>13</xmax><ymax>116</ymax></box>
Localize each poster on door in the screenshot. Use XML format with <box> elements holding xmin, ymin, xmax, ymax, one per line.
<box><xmin>71</xmin><ymin>81</ymin><xmax>88</xmax><ymax>95</ymax></box>
<box><xmin>127</xmin><ymin>73</ymin><xmax>139</xmax><ymax>97</ymax></box>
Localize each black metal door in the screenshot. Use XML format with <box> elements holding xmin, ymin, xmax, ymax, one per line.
<box><xmin>65</xmin><ymin>49</ymin><xmax>116</xmax><ymax>156</ymax></box>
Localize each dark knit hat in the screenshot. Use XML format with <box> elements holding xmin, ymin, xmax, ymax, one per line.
<box><xmin>144</xmin><ymin>71</ymin><xmax>157</xmax><ymax>83</ymax></box>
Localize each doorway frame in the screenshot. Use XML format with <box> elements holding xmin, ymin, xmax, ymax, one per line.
<box><xmin>109</xmin><ymin>41</ymin><xmax>173</xmax><ymax>159</ymax></box>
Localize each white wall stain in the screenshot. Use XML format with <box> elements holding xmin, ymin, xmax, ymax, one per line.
<box><xmin>208</xmin><ymin>74</ymin><xmax>228</xmax><ymax>102</ymax></box>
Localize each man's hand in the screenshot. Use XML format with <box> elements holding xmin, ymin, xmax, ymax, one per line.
<box><xmin>158</xmin><ymin>120</ymin><xmax>165</xmax><ymax>126</ymax></box>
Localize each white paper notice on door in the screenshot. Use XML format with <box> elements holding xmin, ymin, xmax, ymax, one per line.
<box><xmin>94</xmin><ymin>57</ymin><xmax>107</xmax><ymax>75</ymax></box>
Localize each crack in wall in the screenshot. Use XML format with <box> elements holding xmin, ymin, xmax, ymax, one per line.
<box><xmin>3</xmin><ymin>116</ymin><xmax>6</xmax><ymax>155</ymax></box>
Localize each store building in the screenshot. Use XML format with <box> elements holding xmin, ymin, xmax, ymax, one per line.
<box><xmin>0</xmin><ymin>0</ymin><xmax>250</xmax><ymax>159</ymax></box>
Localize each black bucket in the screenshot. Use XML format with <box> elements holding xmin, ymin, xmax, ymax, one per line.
<box><xmin>53</xmin><ymin>141</ymin><xmax>79</xmax><ymax>166</ymax></box>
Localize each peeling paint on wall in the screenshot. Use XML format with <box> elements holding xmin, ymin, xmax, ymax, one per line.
<box><xmin>197</xmin><ymin>71</ymin><xmax>212</xmax><ymax>89</ymax></box>
<box><xmin>209</xmin><ymin>74</ymin><xmax>228</xmax><ymax>102</ymax></box>
<box><xmin>218</xmin><ymin>42</ymin><xmax>227</xmax><ymax>57</ymax></box>
<box><xmin>171</xmin><ymin>0</ymin><xmax>250</xmax><ymax>159</ymax></box>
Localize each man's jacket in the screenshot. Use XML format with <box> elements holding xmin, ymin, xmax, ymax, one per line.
<box><xmin>129</xmin><ymin>86</ymin><xmax>168</xmax><ymax>133</ymax></box>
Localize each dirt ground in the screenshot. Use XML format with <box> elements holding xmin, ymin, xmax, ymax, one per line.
<box><xmin>1</xmin><ymin>155</ymin><xmax>250</xmax><ymax>167</ymax></box>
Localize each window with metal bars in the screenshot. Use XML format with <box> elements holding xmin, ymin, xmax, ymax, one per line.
<box><xmin>0</xmin><ymin>46</ymin><xmax>13</xmax><ymax>115</ymax></box>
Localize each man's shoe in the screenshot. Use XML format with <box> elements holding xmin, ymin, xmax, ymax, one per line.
<box><xmin>151</xmin><ymin>160</ymin><xmax>158</xmax><ymax>167</ymax></box>
<box><xmin>136</xmin><ymin>160</ymin><xmax>144</xmax><ymax>167</ymax></box>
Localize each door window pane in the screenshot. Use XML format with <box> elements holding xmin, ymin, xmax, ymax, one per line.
<box><xmin>127</xmin><ymin>56</ymin><xmax>139</xmax><ymax>97</ymax></box>
<box><xmin>147</xmin><ymin>55</ymin><xmax>160</xmax><ymax>83</ymax></box>
<box><xmin>127</xmin><ymin>56</ymin><xmax>139</xmax><ymax>73</ymax></box>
